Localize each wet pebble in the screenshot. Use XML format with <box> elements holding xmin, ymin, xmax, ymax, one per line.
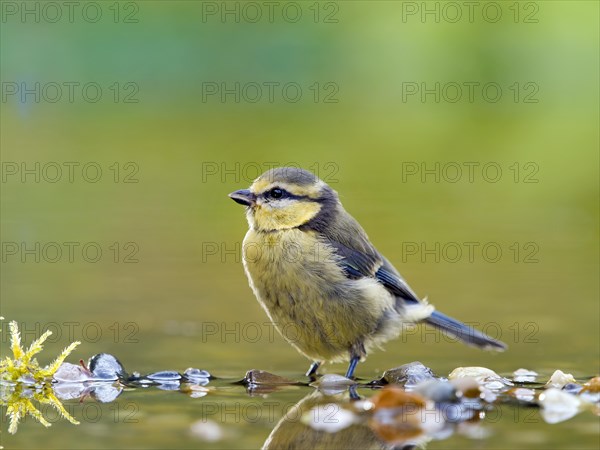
<box><xmin>243</xmin><ymin>369</ymin><xmax>295</xmax><ymax>386</ymax></box>
<box><xmin>88</xmin><ymin>353</ymin><xmax>126</xmax><ymax>380</ymax></box>
<box><xmin>382</xmin><ymin>361</ymin><xmax>436</xmax><ymax>387</ymax></box>
<box><xmin>562</xmin><ymin>383</ymin><xmax>583</xmax><ymax>395</ymax></box>
<box><xmin>484</xmin><ymin>380</ymin><xmax>506</xmax><ymax>391</ymax></box>
<box><xmin>545</xmin><ymin>370</ymin><xmax>576</xmax><ymax>389</ymax></box>
<box><xmin>53</xmin><ymin>363</ymin><xmax>92</xmax><ymax>383</ymax></box>
<box><xmin>147</xmin><ymin>371</ymin><xmax>182</xmax><ymax>381</ymax></box>
<box><xmin>311</xmin><ymin>374</ymin><xmax>355</xmax><ymax>395</ymax></box>
<box><xmin>449</xmin><ymin>367</ymin><xmax>512</xmax><ymax>390</ymax></box>
<box><xmin>184</xmin><ymin>368</ymin><xmax>211</xmax><ymax>383</ymax></box>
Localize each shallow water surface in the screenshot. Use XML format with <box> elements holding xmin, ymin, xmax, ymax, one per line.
<box><xmin>2</xmin><ymin>365</ymin><xmax>599</xmax><ymax>449</ymax></box>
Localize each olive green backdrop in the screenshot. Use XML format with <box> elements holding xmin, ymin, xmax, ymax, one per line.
<box><xmin>1</xmin><ymin>1</ymin><xmax>598</xmax><ymax>448</ymax></box>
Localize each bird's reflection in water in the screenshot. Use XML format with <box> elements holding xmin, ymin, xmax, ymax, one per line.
<box><xmin>263</xmin><ymin>390</ymin><xmax>427</xmax><ymax>450</ymax></box>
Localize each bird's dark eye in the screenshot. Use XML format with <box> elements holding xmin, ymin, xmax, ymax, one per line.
<box><xmin>269</xmin><ymin>188</ymin><xmax>284</xmax><ymax>199</ymax></box>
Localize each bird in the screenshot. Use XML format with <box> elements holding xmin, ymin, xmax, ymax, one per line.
<box><xmin>229</xmin><ymin>167</ymin><xmax>506</xmax><ymax>379</ymax></box>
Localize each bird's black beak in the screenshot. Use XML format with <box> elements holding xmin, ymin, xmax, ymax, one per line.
<box><xmin>228</xmin><ymin>189</ymin><xmax>256</xmax><ymax>207</ymax></box>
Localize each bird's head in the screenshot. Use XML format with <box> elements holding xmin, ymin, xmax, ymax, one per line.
<box><xmin>229</xmin><ymin>167</ymin><xmax>338</xmax><ymax>232</ymax></box>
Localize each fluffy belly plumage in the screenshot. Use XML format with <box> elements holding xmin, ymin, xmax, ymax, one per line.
<box><xmin>241</xmin><ymin>228</ymin><xmax>403</xmax><ymax>362</ymax></box>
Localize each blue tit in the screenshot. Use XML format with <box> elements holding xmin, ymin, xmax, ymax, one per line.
<box><xmin>229</xmin><ymin>167</ymin><xmax>506</xmax><ymax>379</ymax></box>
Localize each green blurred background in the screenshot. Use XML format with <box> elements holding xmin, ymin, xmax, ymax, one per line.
<box><xmin>1</xmin><ymin>1</ymin><xmax>598</xmax><ymax>448</ymax></box>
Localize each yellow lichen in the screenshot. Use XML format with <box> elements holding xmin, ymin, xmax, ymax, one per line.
<box><xmin>0</xmin><ymin>320</ymin><xmax>80</xmax><ymax>383</ymax></box>
<box><xmin>0</xmin><ymin>320</ymin><xmax>81</xmax><ymax>433</ymax></box>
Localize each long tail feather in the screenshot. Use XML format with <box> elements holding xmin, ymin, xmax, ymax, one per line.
<box><xmin>425</xmin><ymin>311</ymin><xmax>507</xmax><ymax>351</ymax></box>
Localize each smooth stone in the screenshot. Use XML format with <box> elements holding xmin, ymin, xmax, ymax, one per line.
<box><xmin>184</xmin><ymin>368</ymin><xmax>211</xmax><ymax>380</ymax></box>
<box><xmin>147</xmin><ymin>371</ymin><xmax>182</xmax><ymax>381</ymax></box>
<box><xmin>449</xmin><ymin>367</ymin><xmax>512</xmax><ymax>387</ymax></box>
<box><xmin>562</xmin><ymin>383</ymin><xmax>583</xmax><ymax>394</ymax></box>
<box><xmin>88</xmin><ymin>353</ymin><xmax>126</xmax><ymax>380</ymax></box>
<box><xmin>310</xmin><ymin>374</ymin><xmax>356</xmax><ymax>395</ymax></box>
<box><xmin>546</xmin><ymin>370</ymin><xmax>576</xmax><ymax>389</ymax></box>
<box><xmin>53</xmin><ymin>363</ymin><xmax>92</xmax><ymax>383</ymax></box>
<box><xmin>243</xmin><ymin>369</ymin><xmax>296</xmax><ymax>385</ymax></box>
<box><xmin>484</xmin><ymin>380</ymin><xmax>507</xmax><ymax>391</ymax></box>
<box><xmin>383</xmin><ymin>361</ymin><xmax>436</xmax><ymax>386</ymax></box>
<box><xmin>312</xmin><ymin>374</ymin><xmax>355</xmax><ymax>387</ymax></box>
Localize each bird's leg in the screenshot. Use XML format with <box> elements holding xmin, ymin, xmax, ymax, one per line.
<box><xmin>306</xmin><ymin>361</ymin><xmax>321</xmax><ymax>378</ymax></box>
<box><xmin>346</xmin><ymin>343</ymin><xmax>365</xmax><ymax>379</ymax></box>
<box><xmin>345</xmin><ymin>356</ymin><xmax>360</xmax><ymax>379</ymax></box>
